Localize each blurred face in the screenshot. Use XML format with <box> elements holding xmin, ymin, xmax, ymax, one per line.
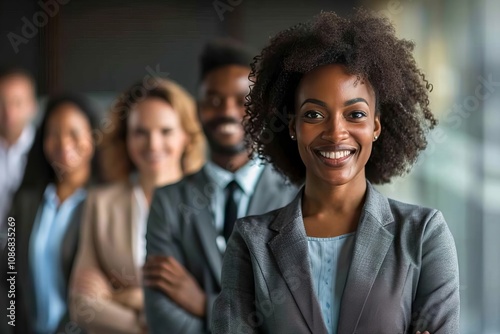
<box><xmin>126</xmin><ymin>97</ymin><xmax>187</xmax><ymax>175</ymax></box>
<box><xmin>0</xmin><ymin>75</ymin><xmax>36</xmax><ymax>142</ymax></box>
<box><xmin>43</xmin><ymin>103</ymin><xmax>94</xmax><ymax>178</ymax></box>
<box><xmin>291</xmin><ymin>64</ymin><xmax>381</xmax><ymax>186</ymax></box>
<box><xmin>198</xmin><ymin>65</ymin><xmax>250</xmax><ymax>155</ymax></box>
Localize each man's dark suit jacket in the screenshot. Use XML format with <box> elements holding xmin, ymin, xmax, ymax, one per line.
<box><xmin>144</xmin><ymin>164</ymin><xmax>298</xmax><ymax>334</ymax></box>
<box><xmin>0</xmin><ymin>185</ymin><xmax>86</xmax><ymax>334</ymax></box>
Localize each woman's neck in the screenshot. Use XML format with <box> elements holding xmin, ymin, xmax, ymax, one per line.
<box><xmin>55</xmin><ymin>166</ymin><xmax>90</xmax><ymax>203</ymax></box>
<box><xmin>301</xmin><ymin>172</ymin><xmax>367</xmax><ymax>237</ymax></box>
<box><xmin>302</xmin><ymin>172</ymin><xmax>367</xmax><ymax>219</ymax></box>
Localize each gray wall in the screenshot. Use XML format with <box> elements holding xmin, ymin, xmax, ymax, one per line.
<box><xmin>1</xmin><ymin>0</ymin><xmax>355</xmax><ymax>96</ymax></box>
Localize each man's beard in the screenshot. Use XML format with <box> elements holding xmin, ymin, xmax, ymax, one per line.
<box><xmin>202</xmin><ymin>117</ymin><xmax>247</xmax><ymax>156</ymax></box>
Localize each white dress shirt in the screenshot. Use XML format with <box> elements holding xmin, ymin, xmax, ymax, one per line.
<box><xmin>204</xmin><ymin>159</ymin><xmax>265</xmax><ymax>252</ymax></box>
<box><xmin>132</xmin><ymin>176</ymin><xmax>149</xmax><ymax>270</ymax></box>
<box><xmin>0</xmin><ymin>125</ymin><xmax>35</xmax><ymax>232</ymax></box>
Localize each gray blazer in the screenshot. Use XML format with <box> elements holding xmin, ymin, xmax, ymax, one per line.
<box><xmin>212</xmin><ymin>182</ymin><xmax>460</xmax><ymax>334</ymax></box>
<box><xmin>145</xmin><ymin>164</ymin><xmax>298</xmax><ymax>334</ymax></box>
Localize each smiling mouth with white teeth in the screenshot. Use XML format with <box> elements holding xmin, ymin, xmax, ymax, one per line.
<box><xmin>315</xmin><ymin>148</ymin><xmax>356</xmax><ymax>166</ymax></box>
<box><xmin>216</xmin><ymin>123</ymin><xmax>241</xmax><ymax>135</ymax></box>
<box><xmin>318</xmin><ymin>150</ymin><xmax>353</xmax><ymax>159</ymax></box>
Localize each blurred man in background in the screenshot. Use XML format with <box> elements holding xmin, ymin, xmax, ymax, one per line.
<box><xmin>0</xmin><ymin>68</ymin><xmax>36</xmax><ymax>334</ymax></box>
<box><xmin>0</xmin><ymin>68</ymin><xmax>37</xmax><ymax>240</ymax></box>
<box><xmin>143</xmin><ymin>39</ymin><xmax>298</xmax><ymax>333</ymax></box>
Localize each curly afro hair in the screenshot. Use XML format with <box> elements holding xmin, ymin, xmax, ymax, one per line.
<box><xmin>245</xmin><ymin>9</ymin><xmax>437</xmax><ymax>185</ymax></box>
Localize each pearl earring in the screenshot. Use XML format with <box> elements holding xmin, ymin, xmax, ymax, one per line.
<box><xmin>290</xmin><ymin>134</ymin><xmax>296</xmax><ymax>140</ymax></box>
<box><xmin>374</xmin><ymin>135</ymin><xmax>378</xmax><ymax>141</ymax></box>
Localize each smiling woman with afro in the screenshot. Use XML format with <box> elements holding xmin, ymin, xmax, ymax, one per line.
<box><xmin>212</xmin><ymin>9</ymin><xmax>459</xmax><ymax>334</ymax></box>
<box><xmin>245</xmin><ymin>9</ymin><xmax>437</xmax><ymax>185</ymax></box>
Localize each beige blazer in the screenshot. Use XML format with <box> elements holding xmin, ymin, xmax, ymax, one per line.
<box><xmin>69</xmin><ymin>181</ymin><xmax>145</xmax><ymax>334</ymax></box>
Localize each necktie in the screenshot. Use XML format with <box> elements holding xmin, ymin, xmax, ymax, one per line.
<box><xmin>223</xmin><ymin>180</ymin><xmax>239</xmax><ymax>242</ymax></box>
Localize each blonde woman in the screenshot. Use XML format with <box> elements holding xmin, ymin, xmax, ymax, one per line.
<box><xmin>69</xmin><ymin>78</ymin><xmax>205</xmax><ymax>333</ymax></box>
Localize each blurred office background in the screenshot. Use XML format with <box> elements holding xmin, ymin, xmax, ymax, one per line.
<box><xmin>1</xmin><ymin>0</ymin><xmax>499</xmax><ymax>332</ymax></box>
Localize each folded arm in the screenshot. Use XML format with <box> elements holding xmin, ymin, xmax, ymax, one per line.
<box><xmin>411</xmin><ymin>211</ymin><xmax>460</xmax><ymax>333</ymax></box>
<box><xmin>68</xmin><ymin>192</ymin><xmax>144</xmax><ymax>334</ymax></box>
<box><xmin>143</xmin><ymin>189</ymin><xmax>206</xmax><ymax>334</ymax></box>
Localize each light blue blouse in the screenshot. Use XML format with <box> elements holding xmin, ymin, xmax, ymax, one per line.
<box><xmin>307</xmin><ymin>232</ymin><xmax>356</xmax><ymax>334</ymax></box>
<box><xmin>29</xmin><ymin>184</ymin><xmax>86</xmax><ymax>334</ymax></box>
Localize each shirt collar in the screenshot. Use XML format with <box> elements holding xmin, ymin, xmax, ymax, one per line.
<box><xmin>43</xmin><ymin>183</ymin><xmax>87</xmax><ymax>208</ymax></box>
<box><xmin>205</xmin><ymin>158</ymin><xmax>266</xmax><ymax>196</ymax></box>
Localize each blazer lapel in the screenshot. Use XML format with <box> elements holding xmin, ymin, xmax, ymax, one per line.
<box><xmin>60</xmin><ymin>200</ymin><xmax>84</xmax><ymax>282</ymax></box>
<box><xmin>248</xmin><ymin>164</ymin><xmax>298</xmax><ymax>215</ymax></box>
<box><xmin>268</xmin><ymin>191</ymin><xmax>328</xmax><ymax>334</ymax></box>
<box><xmin>99</xmin><ymin>182</ymin><xmax>138</xmax><ymax>287</ymax></box>
<box><xmin>186</xmin><ymin>169</ymin><xmax>223</xmax><ymax>286</ymax></box>
<box><xmin>248</xmin><ymin>165</ymin><xmax>277</xmax><ymax>215</ymax></box>
<box><xmin>337</xmin><ymin>182</ymin><xmax>394</xmax><ymax>334</ymax></box>
<box><xmin>114</xmin><ymin>183</ymin><xmax>139</xmax><ymax>285</ymax></box>
<box><xmin>16</xmin><ymin>186</ymin><xmax>45</xmax><ymax>323</ymax></box>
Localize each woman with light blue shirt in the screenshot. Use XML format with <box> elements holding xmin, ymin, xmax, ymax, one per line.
<box><xmin>2</xmin><ymin>94</ymin><xmax>101</xmax><ymax>334</ymax></box>
<box><xmin>212</xmin><ymin>10</ymin><xmax>459</xmax><ymax>334</ymax></box>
